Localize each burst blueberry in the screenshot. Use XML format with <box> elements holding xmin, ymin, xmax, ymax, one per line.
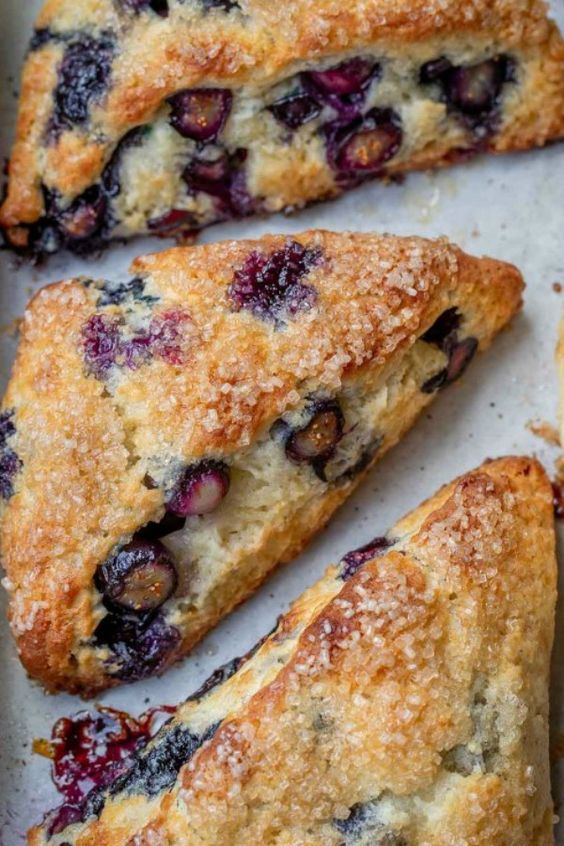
<box><xmin>168</xmin><ymin>88</ymin><xmax>233</xmax><ymax>141</ymax></box>
<box><xmin>228</xmin><ymin>240</ymin><xmax>321</xmax><ymax>324</ymax></box>
<box><xmin>94</xmin><ymin>611</ymin><xmax>180</xmax><ymax>681</ymax></box>
<box><xmin>420</xmin><ymin>56</ymin><xmax>512</xmax><ymax>120</ymax></box>
<box><xmin>95</xmin><ymin>539</ymin><xmax>178</xmax><ymax>613</ymax></box>
<box><xmin>51</xmin><ymin>36</ymin><xmax>114</xmax><ymax>133</ymax></box>
<box><xmin>82</xmin><ymin>314</ymin><xmax>121</xmax><ymax>378</ymax></box>
<box><xmin>421</xmin><ymin>307</ymin><xmax>461</xmax><ymax>348</ymax></box>
<box><xmin>305</xmin><ymin>57</ymin><xmax>379</xmax><ymax>96</ymax></box>
<box><xmin>58</xmin><ymin>187</ymin><xmax>107</xmax><ymax>241</ymax></box>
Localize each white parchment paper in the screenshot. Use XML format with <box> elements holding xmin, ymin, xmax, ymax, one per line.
<box><xmin>1</xmin><ymin>1</ymin><xmax>564</xmax><ymax>842</ymax></box>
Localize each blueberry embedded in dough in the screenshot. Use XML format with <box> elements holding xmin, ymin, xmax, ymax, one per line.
<box><xmin>182</xmin><ymin>148</ymin><xmax>254</xmax><ymax>217</ymax></box>
<box><xmin>339</xmin><ymin>535</ymin><xmax>394</xmax><ymax>581</ymax></box>
<box><xmin>0</xmin><ymin>409</ymin><xmax>22</xmax><ymax>501</ymax></box>
<box><xmin>283</xmin><ymin>398</ymin><xmax>345</xmax><ymax>466</ymax></box>
<box><xmin>167</xmin><ymin>88</ymin><xmax>233</xmax><ymax>141</ymax></box>
<box><xmin>94</xmin><ymin>610</ymin><xmax>180</xmax><ymax>681</ymax></box>
<box><xmin>333</xmin><ymin>801</ymin><xmax>408</xmax><ymax>844</ymax></box>
<box><xmin>166</xmin><ymin>460</ymin><xmax>231</xmax><ymax>517</ymax></box>
<box><xmin>227</xmin><ymin>240</ymin><xmax>322</xmax><ymax>324</ymax></box>
<box><xmin>420</xmin><ymin>56</ymin><xmax>514</xmax><ymax>129</ymax></box>
<box><xmin>119</xmin><ymin>0</ymin><xmax>169</xmax><ymax>16</ymax></box>
<box><xmin>325</xmin><ymin>108</ymin><xmax>403</xmax><ymax>177</ymax></box>
<box><xmin>420</xmin><ymin>307</ymin><xmax>461</xmax><ymax>347</ymax></box>
<box><xmin>268</xmin><ymin>92</ymin><xmax>322</xmax><ymax>130</ymax></box>
<box><xmin>421</xmin><ymin>335</ymin><xmax>478</xmax><ymax>393</ymax></box>
<box><xmin>58</xmin><ymin>187</ymin><xmax>108</xmax><ymax>242</ymax></box>
<box><xmin>94</xmin><ymin>539</ymin><xmax>178</xmax><ymax>613</ymax></box>
<box><xmin>302</xmin><ymin>57</ymin><xmax>381</xmax><ymax>118</ymax></box>
<box><xmin>49</xmin><ymin>36</ymin><xmax>115</xmax><ymax>136</ymax></box>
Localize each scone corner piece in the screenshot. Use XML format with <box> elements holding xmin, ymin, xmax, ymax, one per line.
<box><xmin>27</xmin><ymin>455</ymin><xmax>556</xmax><ymax>846</ymax></box>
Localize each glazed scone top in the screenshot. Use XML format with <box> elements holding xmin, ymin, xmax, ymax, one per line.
<box><xmin>1</xmin><ymin>0</ymin><xmax>563</xmax><ymax>230</ymax></box>
<box><xmin>0</xmin><ymin>232</ymin><xmax>523</xmax><ymax>690</ymax></box>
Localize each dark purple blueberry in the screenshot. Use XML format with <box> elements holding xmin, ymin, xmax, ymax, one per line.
<box><xmin>138</xmin><ymin>511</ymin><xmax>186</xmax><ymax>540</ymax></box>
<box><xmin>51</xmin><ymin>37</ymin><xmax>114</xmax><ymax>132</ymax></box>
<box><xmin>95</xmin><ymin>539</ymin><xmax>178</xmax><ymax>613</ymax></box>
<box><xmin>419</xmin><ymin>56</ymin><xmax>453</xmax><ymax>84</ymax></box>
<box><xmin>306</xmin><ymin>57</ymin><xmax>378</xmax><ymax>96</ymax></box>
<box><xmin>183</xmin><ymin>148</ymin><xmax>253</xmax><ymax>218</ymax></box>
<box><xmin>0</xmin><ymin>409</ymin><xmax>16</xmax><ymax>447</ymax></box>
<box><xmin>168</xmin><ymin>88</ymin><xmax>233</xmax><ymax>141</ymax></box>
<box><xmin>228</xmin><ymin>240</ymin><xmax>321</xmax><ymax>324</ymax></box>
<box><xmin>340</xmin><ymin>536</ymin><xmax>393</xmax><ymax>581</ymax></box>
<box><xmin>0</xmin><ymin>448</ymin><xmax>22</xmax><ymax>500</ymax></box>
<box><xmin>201</xmin><ymin>0</ymin><xmax>240</xmax><ymax>9</ymax></box>
<box><xmin>327</xmin><ymin>108</ymin><xmax>402</xmax><ymax>175</ymax></box>
<box><xmin>82</xmin><ymin>314</ymin><xmax>121</xmax><ymax>378</ymax></box>
<box><xmin>268</xmin><ymin>93</ymin><xmax>321</xmax><ymax>129</ymax></box>
<box><xmin>421</xmin><ymin>307</ymin><xmax>461</xmax><ymax>348</ymax></box>
<box><xmin>58</xmin><ymin>187</ymin><xmax>107</xmax><ymax>241</ymax></box>
<box><xmin>145</xmin><ymin>309</ymin><xmax>190</xmax><ymax>366</ymax></box>
<box><xmin>167</xmin><ymin>460</ymin><xmax>230</xmax><ymax>517</ymax></box>
<box><xmin>444</xmin><ymin>59</ymin><xmax>508</xmax><ymax>115</ymax></box>
<box><xmin>108</xmin><ymin>722</ymin><xmax>218</xmax><ymax>798</ymax></box>
<box><xmin>94</xmin><ymin>611</ymin><xmax>180</xmax><ymax>681</ymax></box>
<box><xmin>119</xmin><ymin>0</ymin><xmax>169</xmax><ymax>15</ymax></box>
<box><xmin>420</xmin><ymin>56</ymin><xmax>512</xmax><ymax>120</ymax></box>
<box><xmin>147</xmin><ymin>209</ymin><xmax>196</xmax><ymax>235</ymax></box>
<box><xmin>96</xmin><ymin>277</ymin><xmax>157</xmax><ymax>307</ymax></box>
<box><xmin>302</xmin><ymin>58</ymin><xmax>380</xmax><ymax>118</ymax></box>
<box><xmin>285</xmin><ymin>399</ymin><xmax>344</xmax><ymax>466</ymax></box>
<box><xmin>333</xmin><ymin>802</ymin><xmax>372</xmax><ymax>837</ymax></box>
<box><xmin>421</xmin><ymin>335</ymin><xmax>478</xmax><ymax>393</ymax></box>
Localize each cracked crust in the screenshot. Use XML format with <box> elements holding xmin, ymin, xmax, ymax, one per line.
<box><xmin>1</xmin><ymin>0</ymin><xmax>563</xmax><ymax>252</ymax></box>
<box><xmin>0</xmin><ymin>231</ymin><xmax>523</xmax><ymax>695</ymax></box>
<box><xmin>27</xmin><ymin>456</ymin><xmax>557</xmax><ymax>846</ymax></box>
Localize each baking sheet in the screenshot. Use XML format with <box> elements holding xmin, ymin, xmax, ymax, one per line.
<box><xmin>1</xmin><ymin>1</ymin><xmax>564</xmax><ymax>841</ymax></box>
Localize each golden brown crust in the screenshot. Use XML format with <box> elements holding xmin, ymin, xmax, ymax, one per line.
<box><xmin>0</xmin><ymin>231</ymin><xmax>523</xmax><ymax>695</ymax></box>
<box><xmin>27</xmin><ymin>456</ymin><xmax>557</xmax><ymax>845</ymax></box>
<box><xmin>1</xmin><ymin>0</ymin><xmax>563</xmax><ymax>248</ymax></box>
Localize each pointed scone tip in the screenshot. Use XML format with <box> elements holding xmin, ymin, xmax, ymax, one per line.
<box><xmin>1</xmin><ymin>0</ymin><xmax>563</xmax><ymax>257</ymax></box>
<box><xmin>27</xmin><ymin>456</ymin><xmax>556</xmax><ymax>846</ymax></box>
<box><xmin>0</xmin><ymin>232</ymin><xmax>523</xmax><ymax>695</ymax></box>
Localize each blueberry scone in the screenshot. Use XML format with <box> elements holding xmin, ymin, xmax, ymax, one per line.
<box><xmin>0</xmin><ymin>231</ymin><xmax>523</xmax><ymax>695</ymax></box>
<box><xmin>1</xmin><ymin>0</ymin><xmax>564</xmax><ymax>257</ymax></box>
<box><xmin>28</xmin><ymin>456</ymin><xmax>557</xmax><ymax>846</ymax></box>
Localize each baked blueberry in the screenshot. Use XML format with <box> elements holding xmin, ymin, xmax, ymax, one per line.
<box><xmin>303</xmin><ymin>57</ymin><xmax>380</xmax><ymax>117</ymax></box>
<box><xmin>58</xmin><ymin>187</ymin><xmax>107</xmax><ymax>241</ymax></box>
<box><xmin>421</xmin><ymin>307</ymin><xmax>461</xmax><ymax>348</ymax></box>
<box><xmin>95</xmin><ymin>539</ymin><xmax>178</xmax><ymax>613</ymax></box>
<box><xmin>168</xmin><ymin>89</ymin><xmax>233</xmax><ymax>140</ymax></box>
<box><xmin>50</xmin><ymin>37</ymin><xmax>114</xmax><ymax>133</ymax></box>
<box><xmin>120</xmin><ymin>0</ymin><xmax>169</xmax><ymax>15</ymax></box>
<box><xmin>147</xmin><ymin>209</ymin><xmax>197</xmax><ymax>234</ymax></box>
<box><xmin>167</xmin><ymin>460</ymin><xmax>230</xmax><ymax>517</ymax></box>
<box><xmin>306</xmin><ymin>57</ymin><xmax>378</xmax><ymax>96</ymax></box>
<box><xmin>284</xmin><ymin>399</ymin><xmax>344</xmax><ymax>465</ymax></box>
<box><xmin>96</xmin><ymin>277</ymin><xmax>157</xmax><ymax>307</ymax></box>
<box><xmin>420</xmin><ymin>56</ymin><xmax>512</xmax><ymax>124</ymax></box>
<box><xmin>268</xmin><ymin>93</ymin><xmax>321</xmax><ymax>129</ymax></box>
<box><xmin>340</xmin><ymin>535</ymin><xmax>393</xmax><ymax>580</ymax></box>
<box><xmin>138</xmin><ymin>511</ymin><xmax>186</xmax><ymax>541</ymax></box>
<box><xmin>94</xmin><ymin>611</ymin><xmax>180</xmax><ymax>681</ymax></box>
<box><xmin>228</xmin><ymin>240</ymin><xmax>321</xmax><ymax>323</ymax></box>
<box><xmin>82</xmin><ymin>314</ymin><xmax>121</xmax><ymax>378</ymax></box>
<box><xmin>327</xmin><ymin>108</ymin><xmax>403</xmax><ymax>175</ymax></box>
<box><xmin>421</xmin><ymin>335</ymin><xmax>478</xmax><ymax>393</ymax></box>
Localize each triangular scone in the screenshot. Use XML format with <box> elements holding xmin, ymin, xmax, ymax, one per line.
<box><xmin>1</xmin><ymin>0</ymin><xmax>563</xmax><ymax>256</ymax></box>
<box><xmin>28</xmin><ymin>456</ymin><xmax>556</xmax><ymax>846</ymax></box>
<box><xmin>0</xmin><ymin>231</ymin><xmax>523</xmax><ymax>695</ymax></box>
